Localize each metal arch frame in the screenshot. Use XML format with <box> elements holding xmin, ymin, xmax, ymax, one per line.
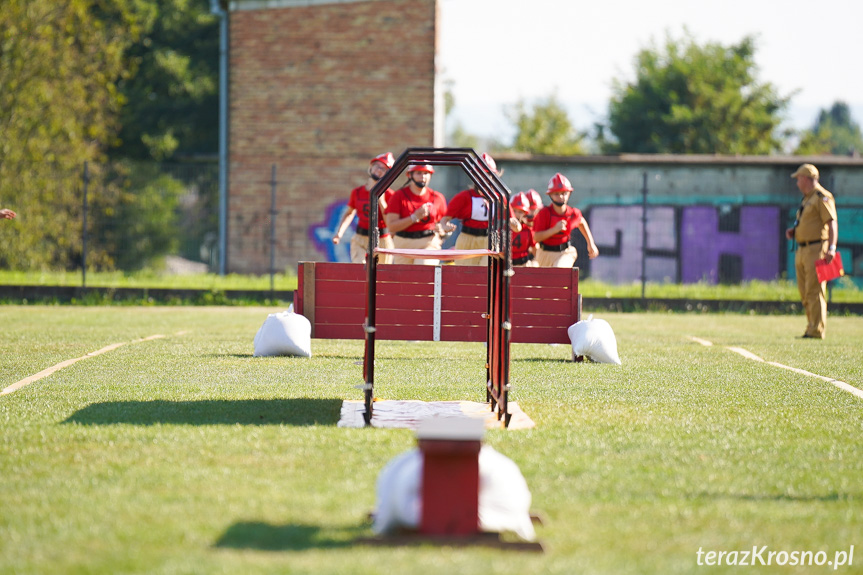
<box><xmin>362</xmin><ymin>147</ymin><xmax>515</xmax><ymax>427</ymax></box>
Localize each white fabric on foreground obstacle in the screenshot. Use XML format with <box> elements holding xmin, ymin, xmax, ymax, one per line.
<box><xmin>253</xmin><ymin>311</ymin><xmax>312</xmax><ymax>357</ymax></box>
<box><xmin>567</xmin><ymin>314</ymin><xmax>622</xmax><ymax>365</ymax></box>
<box><xmin>337</xmin><ymin>400</ymin><xmax>535</xmax><ymax>430</ymax></box>
<box><xmin>372</xmin><ymin>445</ymin><xmax>536</xmax><ymax>541</ymax></box>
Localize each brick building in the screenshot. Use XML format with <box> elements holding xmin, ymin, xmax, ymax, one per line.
<box><xmin>227</xmin><ymin>0</ymin><xmax>442</xmax><ymax>273</ymax></box>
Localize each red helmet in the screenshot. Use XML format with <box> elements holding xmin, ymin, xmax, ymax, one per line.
<box><xmin>526</xmin><ymin>189</ymin><xmax>543</xmax><ymax>210</ymax></box>
<box><xmin>370</xmin><ymin>152</ymin><xmax>394</xmax><ymax>169</ymax></box>
<box><xmin>407</xmin><ymin>163</ymin><xmax>435</xmax><ymax>174</ymax></box>
<box><xmin>547</xmin><ymin>172</ymin><xmax>573</xmax><ymax>194</ymax></box>
<box><xmin>481</xmin><ymin>153</ymin><xmax>501</xmax><ymax>176</ymax></box>
<box><xmin>510</xmin><ymin>192</ymin><xmax>530</xmax><ymax>211</ymax></box>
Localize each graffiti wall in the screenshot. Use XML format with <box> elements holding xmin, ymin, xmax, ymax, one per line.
<box><xmin>308</xmin><ymin>201</ymin><xmax>354</xmax><ymax>263</ymax></box>
<box><xmin>589</xmin><ymin>204</ymin><xmax>862</xmax><ymax>285</ymax></box>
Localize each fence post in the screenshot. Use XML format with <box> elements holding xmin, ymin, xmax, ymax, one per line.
<box><xmin>641</xmin><ymin>172</ymin><xmax>648</xmax><ymax>300</ymax></box>
<box><xmin>210</xmin><ymin>0</ymin><xmax>229</xmax><ymax>276</ymax></box>
<box><xmin>82</xmin><ymin>161</ymin><xmax>89</xmax><ymax>289</ymax></box>
<box><xmin>826</xmin><ymin>174</ymin><xmax>835</xmax><ymax>304</ymax></box>
<box><xmin>270</xmin><ymin>164</ymin><xmax>277</xmax><ymax>296</ymax></box>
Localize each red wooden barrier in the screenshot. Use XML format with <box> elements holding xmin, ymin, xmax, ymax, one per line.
<box><xmin>294</xmin><ymin>262</ymin><xmax>580</xmax><ymax>345</ymax></box>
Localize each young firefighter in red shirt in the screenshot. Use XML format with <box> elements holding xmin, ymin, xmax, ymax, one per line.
<box><xmin>438</xmin><ymin>153</ymin><xmax>498</xmax><ymax>266</ymax></box>
<box><xmin>533</xmin><ymin>172</ymin><xmax>599</xmax><ymax>267</ymax></box>
<box><xmin>438</xmin><ymin>153</ymin><xmax>522</xmax><ymax>266</ymax></box>
<box><xmin>332</xmin><ymin>152</ymin><xmax>396</xmax><ymax>264</ymax></box>
<box><xmin>524</xmin><ymin>189</ymin><xmax>543</xmax><ymax>228</ymax></box>
<box><xmin>384</xmin><ymin>164</ymin><xmax>455</xmax><ymax>265</ymax></box>
<box><xmin>510</xmin><ymin>192</ymin><xmax>537</xmax><ymax>267</ymax></box>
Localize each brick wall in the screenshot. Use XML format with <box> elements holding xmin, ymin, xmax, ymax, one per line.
<box><xmin>228</xmin><ymin>0</ymin><xmax>439</xmax><ymax>273</ymax></box>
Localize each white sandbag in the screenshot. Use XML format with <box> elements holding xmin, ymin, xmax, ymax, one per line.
<box><xmin>567</xmin><ymin>314</ymin><xmax>622</xmax><ymax>365</ymax></box>
<box><xmin>372</xmin><ymin>449</ymin><xmax>422</xmax><ymax>535</ymax></box>
<box><xmin>372</xmin><ymin>445</ymin><xmax>536</xmax><ymax>541</ymax></box>
<box><xmin>253</xmin><ymin>311</ymin><xmax>312</xmax><ymax>357</ymax></box>
<box><xmin>477</xmin><ymin>446</ymin><xmax>536</xmax><ymax>541</ymax></box>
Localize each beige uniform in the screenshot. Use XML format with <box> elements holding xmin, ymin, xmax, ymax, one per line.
<box><xmin>350</xmin><ymin>233</ymin><xmax>393</xmax><ymax>264</ymax></box>
<box><xmin>453</xmin><ymin>232</ymin><xmax>488</xmax><ymax>266</ymax></box>
<box><xmin>793</xmin><ymin>184</ymin><xmax>837</xmax><ymax>338</ymax></box>
<box><xmin>392</xmin><ymin>233</ymin><xmax>444</xmax><ymax>265</ymax></box>
<box><xmin>534</xmin><ymin>245</ymin><xmax>578</xmax><ymax>268</ymax></box>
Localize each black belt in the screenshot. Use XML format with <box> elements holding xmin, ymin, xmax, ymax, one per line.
<box><xmin>460</xmin><ymin>226</ymin><xmax>488</xmax><ymax>237</ymax></box>
<box><xmin>513</xmin><ymin>253</ymin><xmax>534</xmax><ymax>266</ymax></box>
<box><xmin>396</xmin><ymin>229</ymin><xmax>435</xmax><ymax>239</ymax></box>
<box><xmin>355</xmin><ymin>226</ymin><xmax>390</xmax><ymax>238</ymax></box>
<box><xmin>797</xmin><ymin>239</ymin><xmax>824</xmax><ymax>248</ymax></box>
<box><xmin>540</xmin><ymin>242</ymin><xmax>570</xmax><ymax>252</ymax></box>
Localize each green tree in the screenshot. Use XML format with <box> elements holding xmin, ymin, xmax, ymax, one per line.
<box><xmin>88</xmin><ymin>162</ymin><xmax>183</xmax><ymax>270</ymax></box>
<box><xmin>606</xmin><ymin>32</ymin><xmax>791</xmax><ymax>154</ymax></box>
<box><xmin>506</xmin><ymin>94</ymin><xmax>585</xmax><ymax>155</ymax></box>
<box><xmin>795</xmin><ymin>101</ymin><xmax>863</xmax><ymax>156</ymax></box>
<box><xmin>0</xmin><ymin>0</ymin><xmax>153</xmax><ymax>270</ymax></box>
<box><xmin>111</xmin><ymin>0</ymin><xmax>219</xmax><ymax>160</ymax></box>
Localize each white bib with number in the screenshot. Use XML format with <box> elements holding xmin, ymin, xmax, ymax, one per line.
<box><xmin>470</xmin><ymin>197</ymin><xmax>489</xmax><ymax>222</ymax></box>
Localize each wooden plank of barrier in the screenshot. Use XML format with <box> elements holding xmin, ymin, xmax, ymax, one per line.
<box><xmin>511</xmin><ymin>297</ymin><xmax>572</xmax><ymax>315</ymax></box>
<box><xmin>313</xmin><ymin>262</ymin><xmax>365</xmax><ymax>281</ymax></box>
<box><xmin>378</xmin><ymin>264</ymin><xmax>437</xmax><ymax>283</ymax></box>
<box><xmin>512</xmin><ymin>267</ymin><xmax>573</xmax><ymax>288</ymax></box>
<box><xmin>302</xmin><ymin>262</ymin><xmax>316</xmax><ymax>338</ymax></box>
<box><xmin>570</xmin><ymin>268</ymin><xmax>580</xmax><ymax>322</ymax></box>
<box><xmin>297</xmin><ymin>263</ymin><xmax>579</xmax><ymax>345</ymax></box>
<box><xmin>316</xmin><ymin>291</ymin><xmax>366</xmax><ymax>309</ymax></box>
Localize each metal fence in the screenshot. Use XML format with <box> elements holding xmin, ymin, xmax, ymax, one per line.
<box><xmin>0</xmin><ymin>161</ymin><xmax>219</xmax><ymax>284</ymax></box>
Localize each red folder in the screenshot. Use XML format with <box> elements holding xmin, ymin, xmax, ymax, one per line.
<box><xmin>815</xmin><ymin>251</ymin><xmax>844</xmax><ymax>283</ymax></box>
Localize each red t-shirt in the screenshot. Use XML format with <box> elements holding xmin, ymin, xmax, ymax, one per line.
<box><xmin>533</xmin><ymin>205</ymin><xmax>583</xmax><ymax>246</ymax></box>
<box><xmin>384</xmin><ymin>186</ymin><xmax>447</xmax><ymax>232</ymax></box>
<box><xmin>348</xmin><ymin>186</ymin><xmax>394</xmax><ymax>232</ymax></box>
<box><xmin>511</xmin><ymin>226</ymin><xmax>535</xmax><ymax>260</ymax></box>
<box><xmin>446</xmin><ymin>189</ymin><xmax>489</xmax><ymax>231</ymax></box>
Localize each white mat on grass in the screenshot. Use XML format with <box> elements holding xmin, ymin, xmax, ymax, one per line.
<box><xmin>338</xmin><ymin>400</ymin><xmax>535</xmax><ymax>430</ymax></box>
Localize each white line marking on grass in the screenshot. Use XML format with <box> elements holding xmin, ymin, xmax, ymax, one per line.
<box><xmin>764</xmin><ymin>361</ymin><xmax>863</xmax><ymax>400</ymax></box>
<box><xmin>690</xmin><ymin>337</ymin><xmax>714</xmax><ymax>346</ymax></box>
<box><xmin>726</xmin><ymin>347</ymin><xmax>765</xmax><ymax>362</ymax></box>
<box><xmin>714</xmin><ymin>342</ymin><xmax>863</xmax><ymax>400</ymax></box>
<box><xmin>1</xmin><ymin>334</ymin><xmax>166</xmax><ymax>397</ymax></box>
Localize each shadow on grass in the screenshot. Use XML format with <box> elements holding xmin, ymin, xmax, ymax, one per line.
<box><xmin>512</xmin><ymin>357</ymin><xmax>574</xmax><ymax>364</ymax></box>
<box><xmin>62</xmin><ymin>398</ymin><xmax>342</xmax><ymax>426</ymax></box>
<box><xmin>213</xmin><ymin>521</ymin><xmax>365</xmax><ymax>551</ymax></box>
<box><xmin>203</xmin><ymin>353</ymin><xmax>366</xmax><ymax>361</ymax></box>
<box><xmin>693</xmin><ymin>490</ymin><xmax>850</xmax><ymax>503</ymax></box>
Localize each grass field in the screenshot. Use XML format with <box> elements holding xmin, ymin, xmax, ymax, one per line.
<box><xmin>2</xmin><ymin>269</ymin><xmax>861</xmax><ymax>303</ymax></box>
<box><xmin>2</xmin><ymin>307</ymin><xmax>862</xmax><ymax>574</ymax></box>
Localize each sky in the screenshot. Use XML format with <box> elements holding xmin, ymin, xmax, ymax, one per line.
<box><xmin>438</xmin><ymin>0</ymin><xmax>863</xmax><ymax>146</ymax></box>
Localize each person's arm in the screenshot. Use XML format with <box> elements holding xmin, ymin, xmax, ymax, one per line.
<box><xmin>332</xmin><ymin>208</ymin><xmax>357</xmax><ymax>244</ymax></box>
<box><xmin>532</xmin><ymin>220</ymin><xmax>566</xmax><ymax>243</ymax></box>
<box><xmin>386</xmin><ymin>203</ymin><xmax>430</xmax><ymax>234</ymax></box>
<box><xmin>436</xmin><ymin>219</ymin><xmax>456</xmax><ymax>235</ymax></box>
<box><xmin>579</xmin><ymin>220</ymin><xmax>599</xmax><ymax>259</ymax></box>
<box><xmin>509</xmin><ymin>217</ymin><xmax>522</xmax><ymax>233</ymax></box>
<box><xmin>825</xmin><ymin>219</ymin><xmax>838</xmax><ymax>263</ymax></box>
<box><xmin>438</xmin><ymin>215</ymin><xmax>454</xmax><ymax>229</ymax></box>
